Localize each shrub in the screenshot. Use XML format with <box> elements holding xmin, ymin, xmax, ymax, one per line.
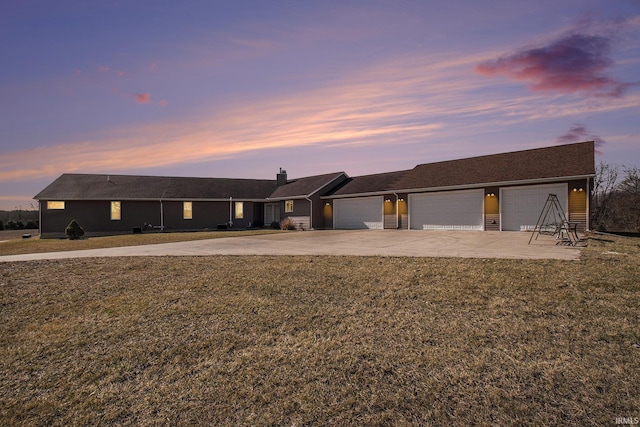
<box><xmin>65</xmin><ymin>219</ymin><xmax>85</xmax><ymax>240</ymax></box>
<box><xmin>270</xmin><ymin>221</ymin><xmax>281</xmax><ymax>230</ymax></box>
<box><xmin>0</xmin><ymin>220</ymin><xmax>3</xmax><ymax>230</ymax></box>
<box><xmin>25</xmin><ymin>220</ymin><xmax>38</xmax><ymax>229</ymax></box>
<box><xmin>280</xmin><ymin>217</ymin><xmax>297</xmax><ymax>230</ymax></box>
<box><xmin>5</xmin><ymin>220</ymin><xmax>24</xmax><ymax>230</ymax></box>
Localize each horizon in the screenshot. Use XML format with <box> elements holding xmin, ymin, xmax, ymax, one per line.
<box><xmin>1</xmin><ymin>1</ymin><xmax>639</xmax><ymax>210</ymax></box>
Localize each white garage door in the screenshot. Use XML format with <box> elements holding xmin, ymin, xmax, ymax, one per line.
<box><xmin>334</xmin><ymin>196</ymin><xmax>383</xmax><ymax>229</ymax></box>
<box><xmin>409</xmin><ymin>190</ymin><xmax>484</xmax><ymax>230</ymax></box>
<box><xmin>501</xmin><ymin>184</ymin><xmax>567</xmax><ymax>231</ymax></box>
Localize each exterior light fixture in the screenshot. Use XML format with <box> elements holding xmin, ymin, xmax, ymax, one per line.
<box><xmin>325</xmin><ymin>202</ymin><xmax>330</xmax><ymax>206</ymax></box>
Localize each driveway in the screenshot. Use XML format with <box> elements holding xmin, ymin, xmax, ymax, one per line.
<box><xmin>0</xmin><ymin>230</ymin><xmax>582</xmax><ymax>262</ymax></box>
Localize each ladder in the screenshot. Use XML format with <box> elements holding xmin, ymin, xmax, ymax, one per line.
<box><xmin>528</xmin><ymin>194</ymin><xmax>579</xmax><ymax>246</ymax></box>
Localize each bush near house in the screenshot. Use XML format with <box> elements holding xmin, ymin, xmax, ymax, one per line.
<box><xmin>270</xmin><ymin>221</ymin><xmax>281</xmax><ymax>230</ymax></box>
<box><xmin>280</xmin><ymin>217</ymin><xmax>297</xmax><ymax>230</ymax></box>
<box><xmin>65</xmin><ymin>220</ymin><xmax>85</xmax><ymax>240</ymax></box>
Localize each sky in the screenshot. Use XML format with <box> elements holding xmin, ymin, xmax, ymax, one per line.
<box><xmin>1</xmin><ymin>0</ymin><xmax>639</xmax><ymax>210</ymax></box>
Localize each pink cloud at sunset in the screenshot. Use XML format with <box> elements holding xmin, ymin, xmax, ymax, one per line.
<box><xmin>133</xmin><ymin>93</ymin><xmax>151</xmax><ymax>104</ymax></box>
<box><xmin>476</xmin><ymin>32</ymin><xmax>636</xmax><ymax>98</ymax></box>
<box><xmin>557</xmin><ymin>123</ymin><xmax>607</xmax><ymax>154</ymax></box>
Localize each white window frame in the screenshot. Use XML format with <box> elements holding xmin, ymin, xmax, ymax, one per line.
<box><xmin>285</xmin><ymin>200</ymin><xmax>294</xmax><ymax>213</ymax></box>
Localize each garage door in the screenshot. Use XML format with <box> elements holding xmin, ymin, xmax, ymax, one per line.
<box><xmin>409</xmin><ymin>190</ymin><xmax>483</xmax><ymax>230</ymax></box>
<box><xmin>334</xmin><ymin>196</ymin><xmax>383</xmax><ymax>229</ymax></box>
<box><xmin>501</xmin><ymin>184</ymin><xmax>567</xmax><ymax>231</ymax></box>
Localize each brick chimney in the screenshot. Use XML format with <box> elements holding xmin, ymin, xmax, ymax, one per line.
<box><xmin>277</xmin><ymin>168</ymin><xmax>288</xmax><ymax>186</ymax></box>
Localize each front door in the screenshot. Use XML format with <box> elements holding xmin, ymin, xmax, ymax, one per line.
<box><xmin>265</xmin><ymin>203</ymin><xmax>281</xmax><ymax>225</ymax></box>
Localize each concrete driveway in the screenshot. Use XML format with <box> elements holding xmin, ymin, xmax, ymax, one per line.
<box><xmin>0</xmin><ymin>230</ymin><xmax>582</xmax><ymax>262</ymax></box>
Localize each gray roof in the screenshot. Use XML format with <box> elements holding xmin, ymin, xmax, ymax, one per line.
<box><xmin>34</xmin><ymin>174</ymin><xmax>277</xmax><ymax>200</ymax></box>
<box><xmin>392</xmin><ymin>141</ymin><xmax>595</xmax><ymax>191</ymax></box>
<box><xmin>331</xmin><ymin>170</ymin><xmax>410</xmax><ymax>196</ymax></box>
<box><xmin>34</xmin><ymin>142</ymin><xmax>595</xmax><ymax>202</ymax></box>
<box><xmin>269</xmin><ymin>172</ymin><xmax>347</xmax><ymax>199</ymax></box>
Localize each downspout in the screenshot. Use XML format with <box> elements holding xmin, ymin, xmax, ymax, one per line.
<box><xmin>229</xmin><ymin>196</ymin><xmax>233</xmax><ymax>227</ymax></box>
<box><xmin>38</xmin><ymin>200</ymin><xmax>42</xmax><ymax>237</ymax></box>
<box><xmin>305</xmin><ymin>196</ymin><xmax>313</xmax><ymax>230</ymax></box>
<box><xmin>160</xmin><ymin>200</ymin><xmax>164</xmax><ymax>231</ymax></box>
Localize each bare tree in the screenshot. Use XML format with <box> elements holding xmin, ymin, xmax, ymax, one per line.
<box><xmin>592</xmin><ymin>162</ymin><xmax>620</xmax><ymax>231</ymax></box>
<box><xmin>615</xmin><ymin>166</ymin><xmax>640</xmax><ymax>232</ymax></box>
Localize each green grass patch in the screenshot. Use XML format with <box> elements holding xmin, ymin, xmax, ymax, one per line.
<box><xmin>1</xmin><ymin>235</ymin><xmax>639</xmax><ymax>425</ymax></box>
<box><xmin>0</xmin><ymin>229</ymin><xmax>279</xmax><ymax>256</ymax></box>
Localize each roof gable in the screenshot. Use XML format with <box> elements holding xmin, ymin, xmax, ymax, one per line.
<box><xmin>331</xmin><ymin>170</ymin><xmax>410</xmax><ymax>196</ymax></box>
<box><xmin>269</xmin><ymin>172</ymin><xmax>347</xmax><ymax>199</ymax></box>
<box><xmin>392</xmin><ymin>141</ymin><xmax>595</xmax><ymax>191</ymax></box>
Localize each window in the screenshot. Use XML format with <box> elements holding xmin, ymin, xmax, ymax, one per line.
<box><xmin>111</xmin><ymin>201</ymin><xmax>121</xmax><ymax>220</ymax></box>
<box><xmin>285</xmin><ymin>200</ymin><xmax>294</xmax><ymax>213</ymax></box>
<box><xmin>183</xmin><ymin>201</ymin><xmax>193</xmax><ymax>219</ymax></box>
<box><xmin>235</xmin><ymin>202</ymin><xmax>244</xmax><ymax>219</ymax></box>
<box><xmin>47</xmin><ymin>201</ymin><xmax>65</xmax><ymax>210</ymax></box>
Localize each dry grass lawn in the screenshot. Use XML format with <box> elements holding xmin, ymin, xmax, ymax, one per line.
<box><xmin>1</xmin><ymin>234</ymin><xmax>639</xmax><ymax>425</ymax></box>
<box><xmin>0</xmin><ymin>229</ymin><xmax>279</xmax><ymax>256</ymax></box>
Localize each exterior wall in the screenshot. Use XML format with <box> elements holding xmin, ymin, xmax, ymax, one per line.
<box><xmin>40</xmin><ymin>200</ymin><xmax>162</xmax><ymax>238</ymax></box>
<box><xmin>567</xmin><ymin>179</ymin><xmax>589</xmax><ymax>232</ymax></box>
<box><xmin>484</xmin><ymin>186</ymin><xmax>500</xmax><ymax>231</ymax></box>
<box><xmin>322</xmin><ymin>201</ymin><xmax>333</xmax><ymax>229</ymax></box>
<box><xmin>280</xmin><ymin>198</ymin><xmax>312</xmax><ymax>229</ymax></box>
<box><xmin>40</xmin><ymin>199</ymin><xmax>260</xmax><ymax>238</ymax></box>
<box><xmin>162</xmin><ymin>200</ymin><xmax>232</xmax><ymax>231</ymax></box>
<box><xmin>397</xmin><ymin>195</ymin><xmax>408</xmax><ymax>229</ymax></box>
<box><xmin>383</xmin><ymin>194</ymin><xmax>397</xmax><ymax>229</ymax></box>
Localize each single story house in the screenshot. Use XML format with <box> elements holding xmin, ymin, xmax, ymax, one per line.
<box><xmin>34</xmin><ymin>141</ymin><xmax>595</xmax><ymax>238</ymax></box>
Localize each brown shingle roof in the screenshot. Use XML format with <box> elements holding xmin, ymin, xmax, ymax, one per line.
<box><xmin>392</xmin><ymin>141</ymin><xmax>595</xmax><ymax>191</ymax></box>
<box><xmin>269</xmin><ymin>172</ymin><xmax>346</xmax><ymax>199</ymax></box>
<box><xmin>331</xmin><ymin>170</ymin><xmax>410</xmax><ymax>196</ymax></box>
<box><xmin>34</xmin><ymin>174</ymin><xmax>276</xmax><ymax>200</ymax></box>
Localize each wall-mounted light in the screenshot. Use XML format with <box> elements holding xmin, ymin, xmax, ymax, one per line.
<box><xmin>579</xmin><ymin>188</ymin><xmax>584</xmax><ymax>192</ymax></box>
<box><xmin>399</xmin><ymin>198</ymin><xmax>404</xmax><ymax>202</ymax></box>
<box><xmin>325</xmin><ymin>202</ymin><xmax>330</xmax><ymax>206</ymax></box>
<box><xmin>487</xmin><ymin>193</ymin><xmax>495</xmax><ymax>197</ymax></box>
<box><xmin>384</xmin><ymin>199</ymin><xmax>391</xmax><ymax>203</ymax></box>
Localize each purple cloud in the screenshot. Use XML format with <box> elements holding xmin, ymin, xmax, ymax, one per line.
<box><xmin>556</xmin><ymin>123</ymin><xmax>606</xmax><ymax>154</ymax></box>
<box><xmin>476</xmin><ymin>32</ymin><xmax>635</xmax><ymax>98</ymax></box>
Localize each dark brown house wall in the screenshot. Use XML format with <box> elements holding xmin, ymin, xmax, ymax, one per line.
<box><xmin>40</xmin><ymin>200</ymin><xmax>162</xmax><ymax>238</ymax></box>
<box><xmin>163</xmin><ymin>201</ymin><xmax>227</xmax><ymax>230</ymax></box>
<box><xmin>310</xmin><ymin>194</ymin><xmax>325</xmax><ymax>229</ymax></box>
<box><xmin>284</xmin><ymin>199</ymin><xmax>311</xmax><ymax>217</ymax></box>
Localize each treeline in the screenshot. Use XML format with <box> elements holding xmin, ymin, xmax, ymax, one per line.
<box><xmin>0</xmin><ymin>210</ymin><xmax>39</xmax><ymax>230</ymax></box>
<box><xmin>592</xmin><ymin>163</ymin><xmax>640</xmax><ymax>233</ymax></box>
